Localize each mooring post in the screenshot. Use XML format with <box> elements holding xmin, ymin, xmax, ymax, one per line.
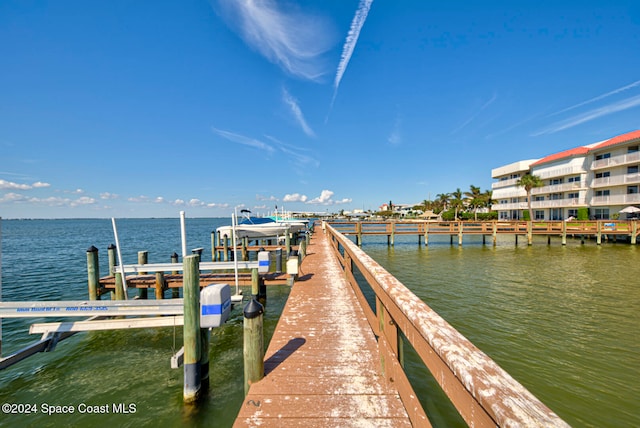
<box><xmin>223</xmin><ymin>235</ymin><xmax>229</xmax><ymax>262</ymax></box>
<box><xmin>183</xmin><ymin>254</ymin><xmax>202</xmax><ymax>403</ymax></box>
<box><xmin>171</xmin><ymin>252</ymin><xmax>180</xmax><ymax>299</ymax></box>
<box><xmin>86</xmin><ymin>246</ymin><xmax>100</xmax><ymax>301</ymax></box>
<box><xmin>138</xmin><ymin>251</ymin><xmax>148</xmax><ymax>299</ymax></box>
<box><xmin>458</xmin><ymin>222</ymin><xmax>463</xmax><ymax>246</ymax></box>
<box><xmin>596</xmin><ymin>221</ymin><xmax>602</xmax><ymax>245</ymax></box>
<box><xmin>114</xmin><ymin>272</ymin><xmax>125</xmax><ymax>300</ymax></box>
<box><xmin>285</xmin><ymin>232</ymin><xmax>291</xmax><ymax>257</ymax></box>
<box><xmin>155</xmin><ymin>272</ymin><xmax>165</xmax><ymax>299</ymax></box>
<box><xmin>251</xmin><ymin>268</ymin><xmax>259</xmax><ymax>297</ymax></box>
<box><xmin>562</xmin><ymin>221</ymin><xmax>567</xmax><ymax>245</ymax></box>
<box><xmin>527</xmin><ymin>221</ymin><xmax>533</xmax><ymax>245</ymax></box>
<box><xmin>632</xmin><ymin>221</ymin><xmax>638</xmax><ymax>245</ymax></box>
<box><xmin>275</xmin><ymin>248</ymin><xmax>282</xmax><ymax>273</ymax></box>
<box><xmin>211</xmin><ymin>230</ymin><xmax>217</xmax><ymax>262</ymax></box>
<box><xmin>243</xmin><ymin>297</ymin><xmax>264</xmax><ymax>395</ymax></box>
<box><xmin>299</xmin><ymin>238</ymin><xmax>307</xmax><ymax>261</ymax></box>
<box><xmin>492</xmin><ymin>221</ymin><xmax>497</xmax><ymax>246</ymax></box>
<box><xmin>107</xmin><ymin>244</ymin><xmax>116</xmax><ymax>277</ymax></box>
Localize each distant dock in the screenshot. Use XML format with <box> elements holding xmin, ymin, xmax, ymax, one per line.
<box><xmin>329</xmin><ymin>219</ymin><xmax>640</xmax><ymax>245</ymax></box>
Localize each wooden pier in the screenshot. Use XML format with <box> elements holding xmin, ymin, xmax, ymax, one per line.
<box><xmin>330</xmin><ymin>219</ymin><xmax>640</xmax><ymax>246</ymax></box>
<box><xmin>235</xmin><ymin>226</ymin><xmax>413</xmax><ymax>427</ymax></box>
<box><xmin>235</xmin><ymin>223</ymin><xmax>569</xmax><ymax>427</ymax></box>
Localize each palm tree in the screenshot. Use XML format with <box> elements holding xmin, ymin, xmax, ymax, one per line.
<box><xmin>481</xmin><ymin>189</ymin><xmax>494</xmax><ymax>213</ymax></box>
<box><xmin>516</xmin><ymin>174</ymin><xmax>544</xmax><ymax>220</ymax></box>
<box><xmin>450</xmin><ymin>188</ymin><xmax>464</xmax><ymax>220</ymax></box>
<box><xmin>435</xmin><ymin>193</ymin><xmax>450</xmax><ymax>213</ymax></box>
<box><xmin>464</xmin><ymin>185</ymin><xmax>483</xmax><ymax>220</ymax></box>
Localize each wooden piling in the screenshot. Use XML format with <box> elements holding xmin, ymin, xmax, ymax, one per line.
<box><xmin>251</xmin><ymin>268</ymin><xmax>259</xmax><ymax>297</ymax></box>
<box><xmin>138</xmin><ymin>251</ymin><xmax>148</xmax><ymax>299</ymax></box>
<box><xmin>596</xmin><ymin>222</ymin><xmax>602</xmax><ymax>245</ymax></box>
<box><xmin>183</xmin><ymin>254</ymin><xmax>202</xmax><ymax>403</ymax></box>
<box><xmin>86</xmin><ymin>246</ymin><xmax>100</xmax><ymax>301</ymax></box>
<box><xmin>223</xmin><ymin>235</ymin><xmax>229</xmax><ymax>262</ymax></box>
<box><xmin>275</xmin><ymin>248</ymin><xmax>282</xmax><ymax>273</ymax></box>
<box><xmin>243</xmin><ymin>298</ymin><xmax>264</xmax><ymax>395</ymax></box>
<box><xmin>562</xmin><ymin>221</ymin><xmax>567</xmax><ymax>245</ymax></box>
<box><xmin>114</xmin><ymin>272</ymin><xmax>125</xmax><ymax>300</ymax></box>
<box><xmin>211</xmin><ymin>230</ymin><xmax>217</xmax><ymax>262</ymax></box>
<box><xmin>107</xmin><ymin>244</ymin><xmax>116</xmax><ymax>277</ymax></box>
<box><xmin>527</xmin><ymin>221</ymin><xmax>533</xmax><ymax>245</ymax></box>
<box><xmin>155</xmin><ymin>272</ymin><xmax>165</xmax><ymax>299</ymax></box>
<box><xmin>171</xmin><ymin>253</ymin><xmax>180</xmax><ymax>299</ymax></box>
<box><xmin>458</xmin><ymin>222</ymin><xmax>463</xmax><ymax>246</ymax></box>
<box><xmin>632</xmin><ymin>221</ymin><xmax>637</xmax><ymax>245</ymax></box>
<box><xmin>492</xmin><ymin>222</ymin><xmax>497</xmax><ymax>246</ymax></box>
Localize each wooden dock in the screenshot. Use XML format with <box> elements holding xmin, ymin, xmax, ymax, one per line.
<box><xmin>235</xmin><ymin>229</ymin><xmax>412</xmax><ymax>427</ymax></box>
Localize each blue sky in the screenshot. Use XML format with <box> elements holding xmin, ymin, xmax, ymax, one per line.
<box><xmin>1</xmin><ymin>0</ymin><xmax>639</xmax><ymax>219</ymax></box>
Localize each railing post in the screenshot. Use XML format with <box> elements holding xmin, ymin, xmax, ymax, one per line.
<box><xmin>86</xmin><ymin>246</ymin><xmax>100</xmax><ymax>301</ymax></box>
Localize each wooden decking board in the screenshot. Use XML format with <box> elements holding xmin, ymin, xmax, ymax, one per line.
<box><xmin>234</xmin><ymin>230</ymin><xmax>412</xmax><ymax>427</ymax></box>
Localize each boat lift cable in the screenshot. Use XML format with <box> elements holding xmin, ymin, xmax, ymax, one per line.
<box><xmin>111</xmin><ymin>218</ymin><xmax>128</xmax><ymax>300</ymax></box>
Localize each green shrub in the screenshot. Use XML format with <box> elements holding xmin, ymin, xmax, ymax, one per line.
<box><xmin>577</xmin><ymin>207</ymin><xmax>589</xmax><ymax>220</ymax></box>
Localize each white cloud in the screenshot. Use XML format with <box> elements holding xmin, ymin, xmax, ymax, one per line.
<box><xmin>216</xmin><ymin>0</ymin><xmax>335</xmax><ymax>81</ymax></box>
<box><xmin>282</xmin><ymin>87</ymin><xmax>316</xmax><ymax>137</ymax></box>
<box><xmin>256</xmin><ymin>194</ymin><xmax>279</xmax><ymax>202</ymax></box>
<box><xmin>0</xmin><ymin>179</ymin><xmax>51</xmax><ymax>190</ymax></box>
<box><xmin>100</xmin><ymin>192</ymin><xmax>119</xmax><ymax>200</ymax></box>
<box><xmin>283</xmin><ymin>193</ymin><xmax>308</xmax><ymax>203</ymax></box>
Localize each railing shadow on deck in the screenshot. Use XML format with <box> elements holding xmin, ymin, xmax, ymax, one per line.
<box><xmin>324</xmin><ymin>222</ymin><xmax>570</xmax><ymax>428</ymax></box>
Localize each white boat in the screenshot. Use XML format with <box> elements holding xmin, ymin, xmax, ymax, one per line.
<box><xmin>216</xmin><ymin>215</ymin><xmax>291</xmax><ymax>240</ymax></box>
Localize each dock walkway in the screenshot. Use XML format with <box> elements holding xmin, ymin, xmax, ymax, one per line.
<box><xmin>234</xmin><ymin>230</ymin><xmax>411</xmax><ymax>427</ymax></box>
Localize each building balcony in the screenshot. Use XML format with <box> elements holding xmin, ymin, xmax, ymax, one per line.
<box><xmin>534</xmin><ymin>165</ymin><xmax>585</xmax><ymax>180</ymax></box>
<box><xmin>492</xmin><ymin>202</ymin><xmax>528</xmax><ymax>211</ymax></box>
<box><xmin>591</xmin><ymin>172</ymin><xmax>640</xmax><ymax>188</ymax></box>
<box><xmin>591</xmin><ymin>151</ymin><xmax>640</xmax><ymax>170</ymax></box>
<box><xmin>492</xmin><ymin>178</ymin><xmax>520</xmax><ymax>189</ymax></box>
<box><xmin>531</xmin><ymin>181</ymin><xmax>583</xmax><ymax>195</ymax></box>
<box><xmin>531</xmin><ymin>198</ymin><xmax>587</xmax><ymax>209</ymax></box>
<box><xmin>590</xmin><ymin>193</ymin><xmax>640</xmax><ymax>206</ymax></box>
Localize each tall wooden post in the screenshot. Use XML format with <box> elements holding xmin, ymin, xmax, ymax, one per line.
<box><xmin>527</xmin><ymin>221</ymin><xmax>533</xmax><ymax>245</ymax></box>
<box><xmin>562</xmin><ymin>221</ymin><xmax>567</xmax><ymax>245</ymax></box>
<box><xmin>243</xmin><ymin>298</ymin><xmax>264</xmax><ymax>395</ymax></box>
<box><xmin>492</xmin><ymin>221</ymin><xmax>497</xmax><ymax>246</ymax></box>
<box><xmin>211</xmin><ymin>230</ymin><xmax>217</xmax><ymax>262</ymax></box>
<box><xmin>632</xmin><ymin>221</ymin><xmax>637</xmax><ymax>245</ymax></box>
<box><xmin>155</xmin><ymin>272</ymin><xmax>165</xmax><ymax>299</ymax></box>
<box><xmin>86</xmin><ymin>246</ymin><xmax>100</xmax><ymax>301</ymax></box>
<box><xmin>223</xmin><ymin>235</ymin><xmax>229</xmax><ymax>262</ymax></box>
<box><xmin>424</xmin><ymin>222</ymin><xmax>429</xmax><ymax>246</ymax></box>
<box><xmin>596</xmin><ymin>221</ymin><xmax>602</xmax><ymax>245</ymax></box>
<box><xmin>114</xmin><ymin>272</ymin><xmax>125</xmax><ymax>300</ymax></box>
<box><xmin>458</xmin><ymin>222</ymin><xmax>464</xmax><ymax>246</ymax></box>
<box><xmin>107</xmin><ymin>244</ymin><xmax>116</xmax><ymax>277</ymax></box>
<box><xmin>138</xmin><ymin>251</ymin><xmax>148</xmax><ymax>299</ymax></box>
<box><xmin>183</xmin><ymin>254</ymin><xmax>201</xmax><ymax>403</ymax></box>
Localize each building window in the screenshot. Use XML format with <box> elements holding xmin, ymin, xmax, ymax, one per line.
<box><xmin>628</xmin><ymin>186</ymin><xmax>639</xmax><ymax>194</ymax></box>
<box><xmin>535</xmin><ymin>196</ymin><xmax>544</xmax><ymax>201</ymax></box>
<box><xmin>567</xmin><ymin>176</ymin><xmax>581</xmax><ymax>183</ymax></box>
<box><xmin>594</xmin><ymin>208</ymin><xmax>610</xmax><ymax>219</ymax></box>
<box><xmin>534</xmin><ymin>210</ymin><xmax>544</xmax><ymax>220</ymax></box>
<box><xmin>595</xmin><ymin>171</ymin><xmax>610</xmax><ymax>178</ymax></box>
<box><xmin>595</xmin><ymin>153</ymin><xmax>611</xmax><ymax>160</ymax></box>
<box><xmin>628</xmin><ymin>165</ymin><xmax>639</xmax><ymax>174</ymax></box>
<box><xmin>568</xmin><ymin>192</ymin><xmax>579</xmax><ymax>199</ymax></box>
<box><xmin>550</xmin><ymin>178</ymin><xmax>563</xmax><ymax>185</ymax></box>
<box><xmin>629</xmin><ymin>146</ymin><xmax>639</xmax><ymax>153</ymax></box>
<box><xmin>550</xmin><ymin>193</ymin><xmax>562</xmax><ymax>200</ymax></box>
<box><xmin>595</xmin><ymin>190</ymin><xmax>610</xmax><ymax>197</ymax></box>
<box><xmin>568</xmin><ymin>209</ymin><xmax>577</xmax><ymax>218</ymax></box>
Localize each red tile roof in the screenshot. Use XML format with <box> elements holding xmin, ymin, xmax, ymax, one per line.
<box><xmin>530</xmin><ymin>129</ymin><xmax>640</xmax><ymax>167</ymax></box>
<box><xmin>530</xmin><ymin>146</ymin><xmax>590</xmax><ymax>166</ymax></box>
<box><xmin>591</xmin><ymin>129</ymin><xmax>640</xmax><ymax>151</ymax></box>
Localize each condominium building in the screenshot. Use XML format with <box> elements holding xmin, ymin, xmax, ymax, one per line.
<box><xmin>491</xmin><ymin>130</ymin><xmax>640</xmax><ymax>220</ymax></box>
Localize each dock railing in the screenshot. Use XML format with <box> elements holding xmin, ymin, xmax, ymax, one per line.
<box><xmin>325</xmin><ymin>223</ymin><xmax>570</xmax><ymax>427</ymax></box>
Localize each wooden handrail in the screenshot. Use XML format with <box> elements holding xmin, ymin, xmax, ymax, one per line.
<box><xmin>325</xmin><ymin>223</ymin><xmax>570</xmax><ymax>427</ymax></box>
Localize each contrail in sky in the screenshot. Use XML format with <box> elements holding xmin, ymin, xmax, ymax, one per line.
<box><xmin>330</xmin><ymin>0</ymin><xmax>373</xmax><ymax>109</ymax></box>
<box><xmin>549</xmin><ymin>80</ymin><xmax>640</xmax><ymax>117</ymax></box>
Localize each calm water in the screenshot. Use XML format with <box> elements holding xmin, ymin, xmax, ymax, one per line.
<box><xmin>1</xmin><ymin>220</ymin><xmax>638</xmax><ymax>427</ymax></box>
<box><xmin>360</xmin><ymin>234</ymin><xmax>640</xmax><ymax>428</ymax></box>
<box><xmin>0</xmin><ymin>218</ymin><xmax>290</xmax><ymax>428</ymax></box>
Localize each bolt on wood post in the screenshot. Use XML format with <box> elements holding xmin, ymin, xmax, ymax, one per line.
<box><xmin>183</xmin><ymin>254</ymin><xmax>202</xmax><ymax>404</ymax></box>
<box><xmin>86</xmin><ymin>246</ymin><xmax>100</xmax><ymax>300</ymax></box>
<box><xmin>243</xmin><ymin>298</ymin><xmax>264</xmax><ymax>395</ymax></box>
